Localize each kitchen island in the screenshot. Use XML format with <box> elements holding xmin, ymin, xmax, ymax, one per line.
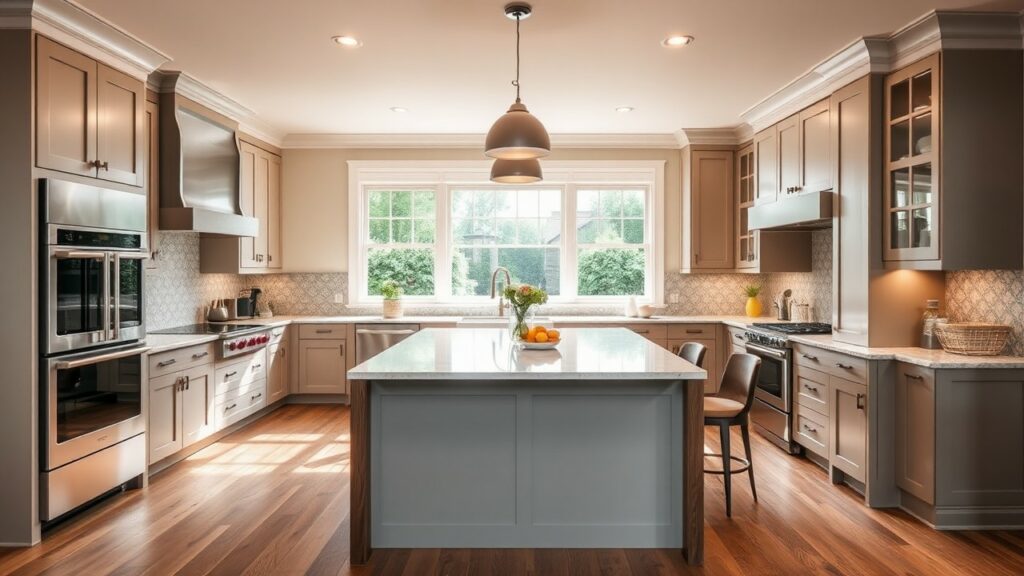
<box><xmin>347</xmin><ymin>327</ymin><xmax>708</xmax><ymax>565</ymax></box>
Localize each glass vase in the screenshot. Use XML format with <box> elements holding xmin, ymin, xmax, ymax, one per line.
<box><xmin>509</xmin><ymin>305</ymin><xmax>533</xmax><ymax>342</ymax></box>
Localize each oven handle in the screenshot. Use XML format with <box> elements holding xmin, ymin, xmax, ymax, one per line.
<box><xmin>102</xmin><ymin>253</ymin><xmax>113</xmax><ymax>343</ymax></box>
<box><xmin>744</xmin><ymin>342</ymin><xmax>788</xmax><ymax>360</ymax></box>
<box><xmin>111</xmin><ymin>253</ymin><xmax>120</xmax><ymax>341</ymax></box>
<box><xmin>54</xmin><ymin>346</ymin><xmax>152</xmax><ymax>370</ymax></box>
<box><xmin>53</xmin><ymin>250</ymin><xmax>106</xmax><ymax>260</ymax></box>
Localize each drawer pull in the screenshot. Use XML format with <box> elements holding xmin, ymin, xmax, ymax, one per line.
<box><xmin>253</xmin><ymin>363</ymin><xmax>262</xmax><ymax>370</ymax></box>
<box><xmin>157</xmin><ymin>358</ymin><xmax>176</xmax><ymax>368</ymax></box>
<box><xmin>801</xmin><ymin>353</ymin><xmax>818</xmax><ymax>361</ymax></box>
<box><xmin>251</xmin><ymin>392</ymin><xmax>263</xmax><ymax>401</ymax></box>
<box><xmin>632</xmin><ymin>329</ymin><xmax>650</xmax><ymax>335</ymax></box>
<box><xmin>185</xmin><ymin>375</ymin><xmax>190</xmax><ymax>391</ymax></box>
<box><xmin>904</xmin><ymin>373</ymin><xmax>924</xmax><ymax>380</ymax></box>
<box><xmin>225</xmin><ymin>371</ymin><xmax>238</xmax><ymax>379</ymax></box>
<box><xmin>192</xmin><ymin>352</ymin><xmax>209</xmax><ymax>360</ymax></box>
<box><xmin>802</xmin><ymin>423</ymin><xmax>818</xmax><ymax>434</ymax></box>
<box><xmin>315</xmin><ymin>329</ymin><xmax>333</xmax><ymax>334</ymax></box>
<box><xmin>225</xmin><ymin>403</ymin><xmax>237</xmax><ymax>411</ymax></box>
<box><xmin>835</xmin><ymin>362</ymin><xmax>853</xmax><ymax>370</ymax></box>
<box><xmin>685</xmin><ymin>329</ymin><xmax>703</xmax><ymax>334</ymax></box>
<box><xmin>803</xmin><ymin>384</ymin><xmax>819</xmax><ymax>393</ymax></box>
<box><xmin>856</xmin><ymin>393</ymin><xmax>865</xmax><ymax>410</ymax></box>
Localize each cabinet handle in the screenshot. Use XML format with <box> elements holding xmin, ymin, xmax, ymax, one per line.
<box><xmin>225</xmin><ymin>403</ymin><xmax>237</xmax><ymax>412</ymax></box>
<box><xmin>315</xmin><ymin>329</ymin><xmax>332</xmax><ymax>334</ymax></box>
<box><xmin>803</xmin><ymin>384</ymin><xmax>818</xmax><ymax>393</ymax></box>
<box><xmin>157</xmin><ymin>358</ymin><xmax>177</xmax><ymax>368</ymax></box>
<box><xmin>904</xmin><ymin>373</ymin><xmax>923</xmax><ymax>380</ymax></box>
<box><xmin>685</xmin><ymin>329</ymin><xmax>703</xmax><ymax>334</ymax></box>
<box><xmin>632</xmin><ymin>329</ymin><xmax>650</xmax><ymax>335</ymax></box>
<box><xmin>225</xmin><ymin>371</ymin><xmax>238</xmax><ymax>379</ymax></box>
<box><xmin>254</xmin><ymin>363</ymin><xmax>262</xmax><ymax>369</ymax></box>
<box><xmin>835</xmin><ymin>362</ymin><xmax>853</xmax><ymax>370</ymax></box>
<box><xmin>192</xmin><ymin>352</ymin><xmax>209</xmax><ymax>360</ymax></box>
<box><xmin>801</xmin><ymin>353</ymin><xmax>818</xmax><ymax>361</ymax></box>
<box><xmin>339</xmin><ymin>343</ymin><xmax>346</xmax><ymax>357</ymax></box>
<box><xmin>856</xmin><ymin>393</ymin><xmax>865</xmax><ymax>410</ymax></box>
<box><xmin>268</xmin><ymin>255</ymin><xmax>273</xmax><ymax>263</ymax></box>
<box><xmin>251</xmin><ymin>392</ymin><xmax>262</xmax><ymax>401</ymax></box>
<box><xmin>175</xmin><ymin>377</ymin><xmax>184</xmax><ymax>391</ymax></box>
<box><xmin>802</xmin><ymin>423</ymin><xmax>818</xmax><ymax>434</ymax></box>
<box><xmin>185</xmin><ymin>375</ymin><xmax>190</xmax><ymax>391</ymax></box>
<box><xmin>89</xmin><ymin>160</ymin><xmax>109</xmax><ymax>171</ymax></box>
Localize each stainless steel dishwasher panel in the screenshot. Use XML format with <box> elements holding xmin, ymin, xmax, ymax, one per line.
<box><xmin>355</xmin><ymin>324</ymin><xmax>420</xmax><ymax>364</ymax></box>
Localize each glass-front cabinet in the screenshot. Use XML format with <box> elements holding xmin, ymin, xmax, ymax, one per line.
<box><xmin>885</xmin><ymin>54</ymin><xmax>939</xmax><ymax>262</ymax></box>
<box><xmin>735</xmin><ymin>144</ymin><xmax>757</xmax><ymax>269</ymax></box>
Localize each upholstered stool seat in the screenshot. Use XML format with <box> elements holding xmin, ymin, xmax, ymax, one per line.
<box><xmin>703</xmin><ymin>396</ymin><xmax>745</xmax><ymax>418</ymax></box>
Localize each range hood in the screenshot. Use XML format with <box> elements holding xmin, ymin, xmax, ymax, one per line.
<box><xmin>157</xmin><ymin>72</ymin><xmax>258</xmax><ymax>237</ymax></box>
<box><xmin>748</xmin><ymin>190</ymin><xmax>834</xmax><ymax>230</ymax></box>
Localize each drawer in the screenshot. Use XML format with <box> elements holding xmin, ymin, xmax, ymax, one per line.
<box><xmin>795</xmin><ymin>365</ymin><xmax>829</xmax><ymax>414</ymax></box>
<box><xmin>218</xmin><ymin>377</ymin><xmax>266</xmax><ymax>404</ymax></box>
<box><xmin>149</xmin><ymin>342</ymin><xmax>215</xmax><ymax>379</ymax></box>
<box><xmin>795</xmin><ymin>403</ymin><xmax>829</xmax><ymax>459</ymax></box>
<box><xmin>666</xmin><ymin>323</ymin><xmax>717</xmax><ymax>339</ymax></box>
<box><xmin>726</xmin><ymin>326</ymin><xmax>746</xmax><ymax>347</ymax></box>
<box><xmin>299</xmin><ymin>324</ymin><xmax>347</xmax><ymax>340</ymax></box>
<box><xmin>554</xmin><ymin>323</ymin><xmax>667</xmax><ymax>341</ymax></box>
<box><xmin>214</xmin><ymin>349</ymin><xmax>267</xmax><ymax>396</ymax></box>
<box><xmin>793</xmin><ymin>344</ymin><xmax>868</xmax><ymax>383</ymax></box>
<box><xmin>216</xmin><ymin>382</ymin><xmax>266</xmax><ymax>429</ymax></box>
<box><xmin>269</xmin><ymin>326</ymin><xmax>287</xmax><ymax>344</ymax></box>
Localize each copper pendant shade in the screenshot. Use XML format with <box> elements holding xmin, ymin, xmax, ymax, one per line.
<box><xmin>490</xmin><ymin>157</ymin><xmax>543</xmax><ymax>183</ymax></box>
<box><xmin>484</xmin><ymin>3</ymin><xmax>551</xmax><ymax>161</ymax></box>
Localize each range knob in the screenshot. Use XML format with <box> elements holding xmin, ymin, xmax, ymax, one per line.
<box><xmin>228</xmin><ymin>342</ymin><xmax>238</xmax><ymax>351</ymax></box>
<box><xmin>238</xmin><ymin>339</ymin><xmax>247</xmax><ymax>349</ymax></box>
<box><xmin>248</xmin><ymin>337</ymin><xmax>257</xmax><ymax>346</ymax></box>
<box><xmin>260</xmin><ymin>335</ymin><xmax>270</xmax><ymax>344</ymax></box>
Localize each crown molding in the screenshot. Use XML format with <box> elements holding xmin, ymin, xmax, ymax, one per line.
<box><xmin>282</xmin><ymin>132</ymin><xmax>682</xmax><ymax>150</ymax></box>
<box><xmin>0</xmin><ymin>0</ymin><xmax>171</xmax><ymax>80</ymax></box>
<box><xmin>741</xmin><ymin>9</ymin><xmax>1023</xmax><ymax>133</ymax></box>
<box><xmin>676</xmin><ymin>127</ymin><xmax>752</xmax><ymax>147</ymax></box>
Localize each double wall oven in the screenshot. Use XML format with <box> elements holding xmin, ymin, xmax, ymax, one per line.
<box><xmin>39</xmin><ymin>179</ymin><xmax>150</xmax><ymax>521</ymax></box>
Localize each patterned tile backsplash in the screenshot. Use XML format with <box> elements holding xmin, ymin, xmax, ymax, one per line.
<box><xmin>147</xmin><ymin>230</ymin><xmax>835</xmax><ymax>325</ymax></box>
<box><xmin>945</xmin><ymin>270</ymin><xmax>1024</xmax><ymax>356</ymax></box>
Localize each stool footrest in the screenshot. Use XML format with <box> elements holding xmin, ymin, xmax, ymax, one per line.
<box><xmin>703</xmin><ymin>453</ymin><xmax>751</xmax><ymax>475</ymax></box>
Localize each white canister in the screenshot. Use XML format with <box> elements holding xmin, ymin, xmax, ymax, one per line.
<box><xmin>624</xmin><ymin>296</ymin><xmax>638</xmax><ymax>318</ymax></box>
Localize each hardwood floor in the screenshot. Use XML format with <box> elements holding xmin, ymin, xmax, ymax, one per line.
<box><xmin>1</xmin><ymin>404</ymin><xmax>1022</xmax><ymax>575</ymax></box>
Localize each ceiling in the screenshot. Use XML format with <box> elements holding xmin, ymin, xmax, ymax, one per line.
<box><xmin>78</xmin><ymin>0</ymin><xmax>1021</xmax><ymax>136</ymax></box>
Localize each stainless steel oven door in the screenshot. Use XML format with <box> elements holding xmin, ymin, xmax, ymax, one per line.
<box><xmin>112</xmin><ymin>252</ymin><xmax>147</xmax><ymax>345</ymax></box>
<box><xmin>42</xmin><ymin>344</ymin><xmax>149</xmax><ymax>471</ymax></box>
<box><xmin>46</xmin><ymin>248</ymin><xmax>111</xmax><ymax>355</ymax></box>
<box><xmin>745</xmin><ymin>342</ymin><xmax>791</xmax><ymax>412</ymax></box>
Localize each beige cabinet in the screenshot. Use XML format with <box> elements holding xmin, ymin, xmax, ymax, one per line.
<box><xmin>666</xmin><ymin>324</ymin><xmax>720</xmax><ymax>394</ymax></box>
<box><xmin>201</xmin><ymin>139</ymin><xmax>283</xmax><ymax>273</ymax></box>
<box><xmin>144</xmin><ymin>95</ymin><xmax>160</xmax><ymax>266</ymax></box>
<box><xmin>148</xmin><ymin>364</ymin><xmax>215</xmax><ymax>464</ymax></box>
<box><xmin>829</xmin><ymin>376</ymin><xmax>867</xmax><ymax>483</ymax></box>
<box><xmin>734</xmin><ymin>145</ymin><xmax>757</xmax><ymax>269</ymax></box>
<box><xmin>681</xmin><ymin>148</ymin><xmax>734</xmax><ymax>272</ymax></box>
<box><xmin>753</xmin><ymin>127</ymin><xmax>777</xmax><ymax>205</ymax></box>
<box><xmin>883</xmin><ymin>51</ymin><xmax>1022</xmax><ymax>270</ymax></box>
<box><xmin>180</xmin><ymin>365</ymin><xmax>216</xmax><ymax>447</ymax></box>
<box><xmin>895</xmin><ymin>363</ymin><xmax>935</xmax><ymax>505</ymax></box>
<box><xmin>267</xmin><ymin>341</ymin><xmax>288</xmax><ymax>404</ymax></box>
<box><xmin>777</xmin><ymin>113</ymin><xmax>800</xmax><ymax>197</ymax></box>
<box><xmin>798</xmin><ymin>99</ymin><xmax>832</xmax><ymax>194</ymax></box>
<box><xmin>35</xmin><ymin>36</ymin><xmax>144</xmax><ymax>186</ymax></box>
<box><xmin>297</xmin><ymin>339</ymin><xmax>348</xmax><ymax>394</ymax></box>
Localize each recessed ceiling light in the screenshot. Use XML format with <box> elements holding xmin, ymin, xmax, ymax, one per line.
<box><xmin>616</xmin><ymin>106</ymin><xmax>635</xmax><ymax>113</ymax></box>
<box><xmin>662</xmin><ymin>35</ymin><xmax>694</xmax><ymax>47</ymax></box>
<box><xmin>332</xmin><ymin>35</ymin><xmax>362</xmax><ymax>48</ymax></box>
<box><xmin>390</xmin><ymin>107</ymin><xmax>408</xmax><ymax>113</ymax></box>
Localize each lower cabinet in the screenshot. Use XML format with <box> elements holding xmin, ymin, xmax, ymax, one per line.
<box><xmin>297</xmin><ymin>338</ymin><xmax>348</xmax><ymax>394</ymax></box>
<box><xmin>148</xmin><ymin>364</ymin><xmax>215</xmax><ymax>464</ymax></box>
<box><xmin>829</xmin><ymin>376</ymin><xmax>867</xmax><ymax>483</ymax></box>
<box><xmin>667</xmin><ymin>337</ymin><xmax>718</xmax><ymax>394</ymax></box>
<box><xmin>895</xmin><ymin>363</ymin><xmax>935</xmax><ymax>504</ymax></box>
<box><xmin>267</xmin><ymin>341</ymin><xmax>288</xmax><ymax>404</ymax></box>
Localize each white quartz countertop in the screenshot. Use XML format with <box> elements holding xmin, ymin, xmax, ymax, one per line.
<box><xmin>145</xmin><ymin>333</ymin><xmax>221</xmax><ymax>355</ymax></box>
<box><xmin>347</xmin><ymin>328</ymin><xmax>708</xmax><ymax>381</ymax></box>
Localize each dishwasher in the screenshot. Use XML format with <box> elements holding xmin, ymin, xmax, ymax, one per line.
<box><xmin>355</xmin><ymin>324</ymin><xmax>420</xmax><ymax>364</ymax></box>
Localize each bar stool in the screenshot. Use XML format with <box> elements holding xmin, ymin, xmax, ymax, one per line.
<box><xmin>677</xmin><ymin>342</ymin><xmax>707</xmax><ymax>371</ymax></box>
<box><xmin>703</xmin><ymin>353</ymin><xmax>761</xmax><ymax>517</ymax></box>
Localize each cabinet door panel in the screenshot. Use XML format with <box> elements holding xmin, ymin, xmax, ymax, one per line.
<box><xmin>691</xmin><ymin>150</ymin><xmax>734</xmax><ymax>269</ymax></box>
<box><xmin>181</xmin><ymin>366</ymin><xmax>216</xmax><ymax>446</ymax></box>
<box><xmin>895</xmin><ymin>365</ymin><xmax>935</xmax><ymax>504</ymax></box>
<box><xmin>800</xmin><ymin>100</ymin><xmax>831</xmax><ymax>193</ymax></box>
<box><xmin>253</xmin><ymin>150</ymin><xmax>270</xmax><ymax>264</ymax></box>
<box><xmin>754</xmin><ymin>128</ymin><xmax>777</xmax><ymax>205</ymax></box>
<box><xmin>267</xmin><ymin>153</ymin><xmax>282</xmax><ymax>269</ymax></box>
<box><xmin>148</xmin><ymin>373</ymin><xmax>182</xmax><ymax>463</ymax></box>
<box><xmin>267</xmin><ymin>342</ymin><xmax>288</xmax><ymax>403</ymax></box>
<box><xmin>36</xmin><ymin>36</ymin><xmax>97</xmax><ymax>177</ymax></box>
<box><xmin>830</xmin><ymin>377</ymin><xmax>867</xmax><ymax>483</ymax></box>
<box><xmin>96</xmin><ymin>64</ymin><xmax>144</xmax><ymax>186</ymax></box>
<box><xmin>238</xmin><ymin>142</ymin><xmax>260</xmax><ymax>268</ymax></box>
<box><xmin>778</xmin><ymin>114</ymin><xmax>800</xmax><ymax>196</ymax></box>
<box><xmin>298</xmin><ymin>339</ymin><xmax>348</xmax><ymax>394</ymax></box>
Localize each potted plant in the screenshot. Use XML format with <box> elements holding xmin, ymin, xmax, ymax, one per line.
<box><xmin>743</xmin><ymin>284</ymin><xmax>762</xmax><ymax>318</ymax></box>
<box><xmin>503</xmin><ymin>283</ymin><xmax>548</xmax><ymax>341</ymax></box>
<box><xmin>380</xmin><ymin>280</ymin><xmax>404</xmax><ymax>319</ymax></box>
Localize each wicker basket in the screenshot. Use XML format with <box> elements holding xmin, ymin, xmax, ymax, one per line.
<box><xmin>933</xmin><ymin>323</ymin><xmax>1011</xmax><ymax>356</ymax></box>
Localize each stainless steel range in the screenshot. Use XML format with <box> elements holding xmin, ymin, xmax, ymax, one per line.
<box><xmin>744</xmin><ymin>322</ymin><xmax>832</xmax><ymax>453</ymax></box>
<box><xmin>149</xmin><ymin>323</ymin><xmax>274</xmax><ymax>359</ymax></box>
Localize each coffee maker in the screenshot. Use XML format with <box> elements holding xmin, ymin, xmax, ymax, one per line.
<box><xmin>235</xmin><ymin>288</ymin><xmax>262</xmax><ymax>319</ymax></box>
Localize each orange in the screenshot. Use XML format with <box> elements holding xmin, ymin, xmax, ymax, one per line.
<box><xmin>535</xmin><ymin>332</ymin><xmax>549</xmax><ymax>343</ymax></box>
<box><xmin>526</xmin><ymin>333</ymin><xmax>536</xmax><ymax>342</ymax></box>
<box><xmin>527</xmin><ymin>326</ymin><xmax>539</xmax><ymax>340</ymax></box>
<box><xmin>546</xmin><ymin>329</ymin><xmax>560</xmax><ymax>341</ymax></box>
<box><xmin>535</xmin><ymin>325</ymin><xmax>548</xmax><ymax>334</ymax></box>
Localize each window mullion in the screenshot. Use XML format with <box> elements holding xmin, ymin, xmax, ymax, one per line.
<box><xmin>564</xmin><ymin>183</ymin><xmax>577</xmax><ymax>300</ymax></box>
<box><xmin>436</xmin><ymin>183</ymin><xmax>451</xmax><ymax>300</ymax></box>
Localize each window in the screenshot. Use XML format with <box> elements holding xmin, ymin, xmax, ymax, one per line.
<box><xmin>349</xmin><ymin>161</ymin><xmax>664</xmax><ymax>306</ymax></box>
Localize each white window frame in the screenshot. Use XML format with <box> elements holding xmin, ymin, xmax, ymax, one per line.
<box><xmin>347</xmin><ymin>160</ymin><xmax>665</xmax><ymax>307</ymax></box>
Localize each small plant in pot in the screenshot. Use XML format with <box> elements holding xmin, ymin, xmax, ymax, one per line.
<box><xmin>380</xmin><ymin>280</ymin><xmax>404</xmax><ymax>319</ymax></box>
<box><xmin>743</xmin><ymin>284</ymin><xmax>763</xmax><ymax>318</ymax></box>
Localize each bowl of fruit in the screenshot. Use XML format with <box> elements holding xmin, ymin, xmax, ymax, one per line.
<box><xmin>518</xmin><ymin>325</ymin><xmax>561</xmax><ymax>350</ymax></box>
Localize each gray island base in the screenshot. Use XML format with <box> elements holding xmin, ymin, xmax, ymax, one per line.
<box><xmin>347</xmin><ymin>328</ymin><xmax>708</xmax><ymax>566</ymax></box>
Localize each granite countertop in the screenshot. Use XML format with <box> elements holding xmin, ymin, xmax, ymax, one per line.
<box><xmin>142</xmin><ymin>314</ymin><xmax>1024</xmax><ymax>369</ymax></box>
<box><xmin>346</xmin><ymin>327</ymin><xmax>707</xmax><ymax>381</ymax></box>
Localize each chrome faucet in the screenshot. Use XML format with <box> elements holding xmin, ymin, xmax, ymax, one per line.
<box><xmin>490</xmin><ymin>266</ymin><xmax>512</xmax><ymax>317</ymax></box>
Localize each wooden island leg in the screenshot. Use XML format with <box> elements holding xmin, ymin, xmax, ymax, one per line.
<box><xmin>350</xmin><ymin>379</ymin><xmax>372</xmax><ymax>565</ymax></box>
<box><xmin>682</xmin><ymin>380</ymin><xmax>704</xmax><ymax>565</ymax></box>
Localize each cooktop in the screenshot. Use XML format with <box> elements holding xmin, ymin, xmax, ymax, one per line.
<box><xmin>149</xmin><ymin>323</ymin><xmax>266</xmax><ymax>336</ymax></box>
<box><xmin>751</xmin><ymin>322</ymin><xmax>833</xmax><ymax>335</ymax></box>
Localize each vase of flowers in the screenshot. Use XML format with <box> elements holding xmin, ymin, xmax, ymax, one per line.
<box><xmin>503</xmin><ymin>283</ymin><xmax>548</xmax><ymax>341</ymax></box>
<box><xmin>380</xmin><ymin>280</ymin><xmax>404</xmax><ymax>319</ymax></box>
<box><xmin>743</xmin><ymin>284</ymin><xmax>763</xmax><ymax>318</ymax></box>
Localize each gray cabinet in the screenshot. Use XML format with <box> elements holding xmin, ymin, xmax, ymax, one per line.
<box><xmin>798</xmin><ymin>99</ymin><xmax>831</xmax><ymax>194</ymax></box>
<box><xmin>777</xmin><ymin>113</ymin><xmax>800</xmax><ymax>197</ymax></box>
<box><xmin>895</xmin><ymin>363</ymin><xmax>935</xmax><ymax>505</ymax></box>
<box><xmin>829</xmin><ymin>376</ymin><xmax>867</xmax><ymax>484</ymax></box>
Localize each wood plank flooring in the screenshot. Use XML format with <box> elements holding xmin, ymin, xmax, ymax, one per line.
<box><xmin>1</xmin><ymin>404</ymin><xmax>1022</xmax><ymax>575</ymax></box>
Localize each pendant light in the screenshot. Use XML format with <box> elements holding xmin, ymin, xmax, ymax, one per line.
<box><xmin>484</xmin><ymin>3</ymin><xmax>551</xmax><ymax>160</ymax></box>
<box><xmin>490</xmin><ymin>158</ymin><xmax>543</xmax><ymax>183</ymax></box>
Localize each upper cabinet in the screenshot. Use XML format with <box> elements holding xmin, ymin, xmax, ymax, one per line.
<box><xmin>682</xmin><ymin>148</ymin><xmax>734</xmax><ymax>271</ymax></box>
<box><xmin>777</xmin><ymin>113</ymin><xmax>800</xmax><ymax>197</ymax></box>
<box><xmin>753</xmin><ymin>127</ymin><xmax>777</xmax><ymax>205</ymax></box>
<box><xmin>201</xmin><ymin>139</ymin><xmax>283</xmax><ymax>274</ymax></box>
<box><xmin>36</xmin><ymin>36</ymin><xmax>144</xmax><ymax>187</ymax></box>
<box><xmin>735</xmin><ymin>145</ymin><xmax>756</xmax><ymax>268</ymax></box>
<box><xmin>883</xmin><ymin>51</ymin><xmax>1023</xmax><ymax>270</ymax></box>
<box><xmin>754</xmin><ymin>99</ymin><xmax>832</xmax><ymax>204</ymax></box>
<box><xmin>798</xmin><ymin>100</ymin><xmax>832</xmax><ymax>194</ymax></box>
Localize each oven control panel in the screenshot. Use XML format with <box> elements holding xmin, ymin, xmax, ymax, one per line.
<box><xmin>222</xmin><ymin>331</ymin><xmax>272</xmax><ymax>359</ymax></box>
<box><xmin>743</xmin><ymin>330</ymin><xmax>789</xmax><ymax>350</ymax></box>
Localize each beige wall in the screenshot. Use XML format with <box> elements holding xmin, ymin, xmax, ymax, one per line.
<box><xmin>281</xmin><ymin>147</ymin><xmax>682</xmax><ymax>273</ymax></box>
<box><xmin>0</xmin><ymin>29</ymin><xmax>40</xmax><ymax>545</ymax></box>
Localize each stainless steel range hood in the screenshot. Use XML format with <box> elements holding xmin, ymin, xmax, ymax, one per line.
<box><xmin>748</xmin><ymin>190</ymin><xmax>834</xmax><ymax>230</ymax></box>
<box><xmin>157</xmin><ymin>72</ymin><xmax>258</xmax><ymax>237</ymax></box>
